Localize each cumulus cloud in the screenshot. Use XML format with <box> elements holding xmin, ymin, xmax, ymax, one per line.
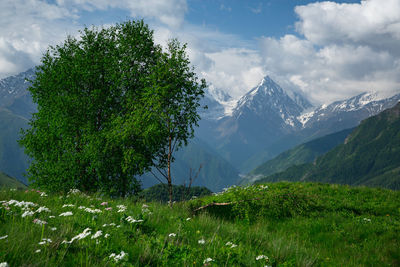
<box><xmin>259</xmin><ymin>0</ymin><xmax>400</xmax><ymax>104</ymax></box>
<box><xmin>0</xmin><ymin>0</ymin><xmax>187</xmax><ymax>78</ymax></box>
<box><xmin>61</xmin><ymin>0</ymin><xmax>187</xmax><ymax>28</ymax></box>
<box><xmin>153</xmin><ymin>25</ymin><xmax>264</xmax><ymax>99</ymax></box>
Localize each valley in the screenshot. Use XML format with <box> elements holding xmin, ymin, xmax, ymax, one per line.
<box><xmin>0</xmin><ymin>68</ymin><xmax>400</xmax><ymax>191</ymax></box>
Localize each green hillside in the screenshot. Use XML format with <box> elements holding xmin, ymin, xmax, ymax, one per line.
<box><xmin>257</xmin><ymin>102</ymin><xmax>400</xmax><ymax>189</ymax></box>
<box><xmin>0</xmin><ymin>171</ymin><xmax>26</xmax><ymax>189</ymax></box>
<box><xmin>0</xmin><ymin>108</ymin><xmax>30</xmax><ymax>183</ymax></box>
<box><xmin>245</xmin><ymin>128</ymin><xmax>353</xmax><ymax>183</ymax></box>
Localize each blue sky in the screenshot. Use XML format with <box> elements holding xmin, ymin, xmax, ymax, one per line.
<box><xmin>0</xmin><ymin>0</ymin><xmax>399</xmax><ymax>104</ymax></box>
<box><xmin>186</xmin><ymin>0</ymin><xmax>360</xmax><ymax>39</ymax></box>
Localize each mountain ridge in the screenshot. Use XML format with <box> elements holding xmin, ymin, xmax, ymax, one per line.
<box><xmin>256</xmin><ymin>102</ymin><xmax>400</xmax><ymax>190</ymax></box>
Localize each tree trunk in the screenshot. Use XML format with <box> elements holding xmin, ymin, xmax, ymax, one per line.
<box><xmin>168</xmin><ymin>134</ymin><xmax>173</xmax><ymax>208</ymax></box>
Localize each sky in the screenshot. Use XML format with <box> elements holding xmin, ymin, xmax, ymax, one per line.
<box><xmin>1</xmin><ymin>0</ymin><xmax>400</xmax><ymax>104</ymax></box>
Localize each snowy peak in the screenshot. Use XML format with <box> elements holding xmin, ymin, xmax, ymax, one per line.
<box><xmin>0</xmin><ymin>68</ymin><xmax>35</xmax><ymax>108</ymax></box>
<box><xmin>206</xmin><ymin>85</ymin><xmax>233</xmax><ymax>103</ymax></box>
<box><xmin>297</xmin><ymin>91</ymin><xmax>400</xmax><ymax>128</ymax></box>
<box><xmin>201</xmin><ymin>86</ymin><xmax>236</xmax><ymax>120</ymax></box>
<box><xmin>232</xmin><ymin>76</ymin><xmax>310</xmax><ymax>129</ymax></box>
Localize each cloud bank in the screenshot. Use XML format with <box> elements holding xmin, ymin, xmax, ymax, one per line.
<box><xmin>1</xmin><ymin>0</ymin><xmax>400</xmax><ymax>104</ymax></box>
<box><xmin>259</xmin><ymin>0</ymin><xmax>400</xmax><ymax>103</ymax></box>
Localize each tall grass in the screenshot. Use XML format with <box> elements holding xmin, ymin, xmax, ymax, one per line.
<box><xmin>0</xmin><ymin>182</ymin><xmax>399</xmax><ymax>266</ymax></box>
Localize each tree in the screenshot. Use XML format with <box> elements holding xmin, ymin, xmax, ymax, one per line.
<box><xmin>142</xmin><ymin>40</ymin><xmax>207</xmax><ymax>206</ymax></box>
<box><xmin>19</xmin><ymin>20</ymin><xmax>203</xmax><ymax>196</ymax></box>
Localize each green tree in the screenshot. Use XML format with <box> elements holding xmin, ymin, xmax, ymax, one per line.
<box><xmin>20</xmin><ymin>20</ymin><xmax>205</xmax><ymax>196</ymax></box>
<box><xmin>141</xmin><ymin>39</ymin><xmax>206</xmax><ymax>206</ymax></box>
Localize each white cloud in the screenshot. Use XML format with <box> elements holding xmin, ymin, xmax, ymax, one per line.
<box><xmin>152</xmin><ymin>25</ymin><xmax>263</xmax><ymax>99</ymax></box>
<box><xmin>258</xmin><ymin>0</ymin><xmax>400</xmax><ymax>104</ymax></box>
<box><xmin>1</xmin><ymin>0</ymin><xmax>400</xmax><ymax>106</ymax></box>
<box><xmin>0</xmin><ymin>0</ymin><xmax>187</xmax><ymax>78</ymax></box>
<box><xmin>61</xmin><ymin>0</ymin><xmax>187</xmax><ymax>28</ymax></box>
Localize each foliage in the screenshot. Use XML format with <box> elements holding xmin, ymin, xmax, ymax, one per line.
<box><xmin>0</xmin><ymin>182</ymin><xmax>399</xmax><ymax>266</ymax></box>
<box><xmin>140</xmin><ymin>39</ymin><xmax>206</xmax><ymax>205</ymax></box>
<box><xmin>19</xmin><ymin>20</ymin><xmax>205</xmax><ymax>197</ymax></box>
<box><xmin>139</xmin><ymin>183</ymin><xmax>211</xmax><ymax>203</ymax></box>
<box><xmin>190</xmin><ymin>182</ymin><xmax>400</xmax><ymax>223</ymax></box>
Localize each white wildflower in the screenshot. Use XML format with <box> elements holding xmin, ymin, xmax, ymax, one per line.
<box><xmin>38</xmin><ymin>238</ymin><xmax>52</xmax><ymax>245</ymax></box>
<box><xmin>186</xmin><ymin>217</ymin><xmax>191</xmax><ymax>221</ymax></box>
<box><xmin>33</xmin><ymin>218</ymin><xmax>47</xmax><ymax>225</ymax></box>
<box><xmin>102</xmin><ymin>223</ymin><xmax>116</xmax><ymax>227</ymax></box>
<box><xmin>51</xmin><ymin>227</ymin><xmax>57</xmax><ymax>231</ymax></box>
<box><xmin>49</xmin><ymin>216</ymin><xmax>55</xmax><ymax>219</ymax></box>
<box><xmin>62</xmin><ymin>204</ymin><xmax>75</xmax><ymax>208</ymax></box>
<box><xmin>35</xmin><ymin>249</ymin><xmax>41</xmax><ymax>253</ymax></box>
<box><xmin>0</xmin><ymin>235</ymin><xmax>7</xmax><ymax>240</ymax></box>
<box><xmin>198</xmin><ymin>239</ymin><xmax>205</xmax><ymax>244</ymax></box>
<box><xmin>84</xmin><ymin>207</ymin><xmax>102</xmax><ymax>214</ymax></box>
<box><xmin>91</xmin><ymin>230</ymin><xmax>102</xmax><ymax>239</ymax></box>
<box><xmin>256</xmin><ymin>255</ymin><xmax>269</xmax><ymax>261</ymax></box>
<box><xmin>22</xmin><ymin>210</ymin><xmax>35</xmax><ymax>217</ymax></box>
<box><xmin>109</xmin><ymin>251</ymin><xmax>128</xmax><ymax>262</ymax></box>
<box><xmin>78</xmin><ymin>206</ymin><xmax>86</xmax><ymax>210</ymax></box>
<box><xmin>62</xmin><ymin>228</ymin><xmax>91</xmax><ymax>244</ymax></box>
<box><xmin>226</xmin><ymin>241</ymin><xmax>237</xmax><ymax>248</ymax></box>
<box><xmin>59</xmin><ymin>211</ymin><xmax>73</xmax><ymax>217</ymax></box>
<box><xmin>168</xmin><ymin>233</ymin><xmax>176</xmax><ymax>237</ymax></box>
<box><xmin>125</xmin><ymin>216</ymin><xmax>143</xmax><ymax>223</ymax></box>
<box><xmin>117</xmin><ymin>205</ymin><xmax>126</xmax><ymax>213</ymax></box>
<box><xmin>68</xmin><ymin>189</ymin><xmax>81</xmax><ymax>194</ymax></box>
<box><xmin>40</xmin><ymin>192</ymin><xmax>48</xmax><ymax>197</ymax></box>
<box><xmin>36</xmin><ymin>206</ymin><xmax>51</xmax><ymax>213</ymax></box>
<box><xmin>0</xmin><ymin>263</ymin><xmax>8</xmax><ymax>267</ymax></box>
<box><xmin>104</xmin><ymin>233</ymin><xmax>110</xmax><ymax>238</ymax></box>
<box><xmin>203</xmin><ymin>258</ymin><xmax>213</xmax><ymax>264</ymax></box>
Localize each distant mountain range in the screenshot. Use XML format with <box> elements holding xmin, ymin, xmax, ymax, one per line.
<box><xmin>0</xmin><ymin>68</ymin><xmax>399</xmax><ymax>191</ymax></box>
<box><xmin>0</xmin><ymin>170</ymin><xmax>27</xmax><ymax>189</ymax></box>
<box><xmin>198</xmin><ymin>76</ymin><xmax>400</xmax><ymax>173</ymax></box>
<box><xmin>256</xmin><ymin>102</ymin><xmax>400</xmax><ymax>190</ymax></box>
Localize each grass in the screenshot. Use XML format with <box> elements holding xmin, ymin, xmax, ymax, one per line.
<box><xmin>0</xmin><ymin>182</ymin><xmax>399</xmax><ymax>266</ymax></box>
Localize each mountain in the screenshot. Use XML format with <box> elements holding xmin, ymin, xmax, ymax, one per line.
<box><xmin>2</xmin><ymin>68</ymin><xmax>400</xmax><ymax>191</ymax></box>
<box><xmin>298</xmin><ymin>92</ymin><xmax>400</xmax><ymax>139</ymax></box>
<box><xmin>0</xmin><ymin>68</ymin><xmax>36</xmax><ymax>118</ymax></box>
<box><xmin>196</xmin><ymin>76</ymin><xmax>312</xmax><ymax>171</ymax></box>
<box><xmin>0</xmin><ymin>108</ymin><xmax>30</xmax><ymax>184</ymax></box>
<box><xmin>241</xmin><ymin>127</ymin><xmax>354</xmax><ymax>184</ymax></box>
<box><xmin>240</xmin><ymin>91</ymin><xmax>400</xmax><ymax>171</ymax></box>
<box><xmin>256</xmin><ymin>102</ymin><xmax>400</xmax><ymax>190</ymax></box>
<box><xmin>0</xmin><ymin>171</ymin><xmax>27</xmax><ymax>189</ymax></box>
<box><xmin>0</xmin><ymin>68</ymin><xmax>35</xmax><ymax>184</ymax></box>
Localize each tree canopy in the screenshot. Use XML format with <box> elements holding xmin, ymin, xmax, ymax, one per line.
<box><xmin>19</xmin><ymin>20</ymin><xmax>206</xmax><ymax>196</ymax></box>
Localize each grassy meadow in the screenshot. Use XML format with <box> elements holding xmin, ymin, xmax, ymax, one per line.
<box><xmin>0</xmin><ymin>182</ymin><xmax>399</xmax><ymax>266</ymax></box>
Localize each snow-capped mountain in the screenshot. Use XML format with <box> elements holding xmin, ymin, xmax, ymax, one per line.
<box><xmin>0</xmin><ymin>68</ymin><xmax>35</xmax><ymax>107</ymax></box>
<box><xmin>232</xmin><ymin>76</ymin><xmax>311</xmax><ymax>130</ymax></box>
<box><xmin>298</xmin><ymin>92</ymin><xmax>400</xmax><ymax>132</ymax></box>
<box><xmin>198</xmin><ymin>76</ymin><xmax>400</xmax><ymax>172</ymax></box>
<box><xmin>0</xmin><ymin>68</ymin><xmax>36</xmax><ymax>118</ymax></box>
